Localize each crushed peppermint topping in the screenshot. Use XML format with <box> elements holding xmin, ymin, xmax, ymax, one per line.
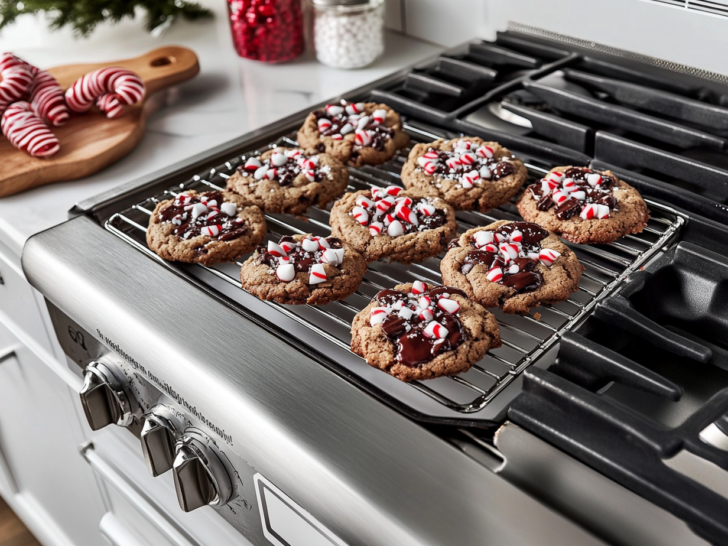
<box><xmin>256</xmin><ymin>235</ymin><xmax>345</xmax><ymax>285</ymax></box>
<box><xmin>415</xmin><ymin>139</ymin><xmax>515</xmax><ymax>189</ymax></box>
<box><xmin>527</xmin><ymin>167</ymin><xmax>618</xmax><ymax>221</ymax></box>
<box><xmin>314</xmin><ymin>100</ymin><xmax>394</xmax><ymax>153</ymax></box>
<box><xmin>459</xmin><ymin>222</ymin><xmax>560</xmax><ymax>294</ymax></box>
<box><xmin>369</xmin><ymin>282</ymin><xmax>468</xmax><ymax>367</ymax></box>
<box><xmin>237</xmin><ymin>148</ymin><xmax>331</xmax><ymax>187</ymax></box>
<box><xmin>350</xmin><ymin>186</ymin><xmax>447</xmax><ymax>237</ymax></box>
<box><xmin>158</xmin><ymin>191</ymin><xmax>247</xmax><ymax>249</ymax></box>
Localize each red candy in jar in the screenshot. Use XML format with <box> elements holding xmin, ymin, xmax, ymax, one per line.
<box><xmin>228</xmin><ymin>0</ymin><xmax>304</xmax><ymax>62</ymax></box>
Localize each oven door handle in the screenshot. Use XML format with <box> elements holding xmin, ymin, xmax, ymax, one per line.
<box><xmin>99</xmin><ymin>512</ymin><xmax>146</xmax><ymax>546</ymax></box>
<box><xmin>81</xmin><ymin>442</ymin><xmax>200</xmax><ymax>546</ymax></box>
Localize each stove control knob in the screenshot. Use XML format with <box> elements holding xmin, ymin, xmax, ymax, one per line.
<box><xmin>172</xmin><ymin>431</ymin><xmax>233</xmax><ymax>512</ymax></box>
<box><xmin>141</xmin><ymin>405</ymin><xmax>182</xmax><ymax>477</ymax></box>
<box><xmin>79</xmin><ymin>361</ymin><xmax>133</xmax><ymax>431</ymax></box>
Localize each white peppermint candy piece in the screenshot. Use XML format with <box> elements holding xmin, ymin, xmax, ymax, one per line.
<box><xmin>462</xmin><ymin>170</ymin><xmax>480</xmax><ymax>188</ymax></box>
<box><xmin>423</xmin><ymin>151</ymin><xmax>439</xmax><ymax>160</ymax></box>
<box><xmin>597</xmin><ymin>204</ymin><xmax>611</xmax><ymax>219</ymax></box>
<box><xmin>396</xmin><ymin>206</ymin><xmax>418</xmax><ymax>226</ymax></box>
<box><xmin>355</xmin><ymin>130</ymin><xmax>372</xmax><ymax>146</ymax></box>
<box><xmin>191</xmin><ymin>203</ymin><xmax>208</xmax><ymax>219</ymax></box>
<box><xmin>285</xmin><ymin>149</ymin><xmax>302</xmax><ymax>159</ymax></box>
<box><xmin>326</xmin><ymin>105</ymin><xmax>343</xmax><ymax>116</ymax></box>
<box><xmin>418</xmin><ymin>295</ymin><xmax>432</xmax><ymax>308</ymax></box>
<box><xmin>500</xmin><ymin>243</ymin><xmax>519</xmax><ymax>262</ymax></box>
<box><xmin>369</xmin><ymin>222</ymin><xmax>383</xmax><ymax>236</ymax></box>
<box><xmin>280</xmin><ymin>240</ymin><xmax>296</xmax><ymax>253</ymax></box>
<box><xmin>423</xmin><ymin>321</ymin><xmax>448</xmax><ymax>339</ymax></box>
<box><xmin>494</xmin><ymin>232</ymin><xmax>507</xmax><ymax>243</ymax></box>
<box><xmin>539</xmin><ymin>248</ymin><xmax>561</xmax><ymax>266</ymax></box>
<box><xmin>244</xmin><ymin>157</ymin><xmax>261</xmax><ymax>171</ymax></box>
<box><xmin>352</xmin><ymin>206</ymin><xmax>369</xmax><ymax>225</ymax></box>
<box><xmin>271</xmin><ymin>152</ymin><xmax>288</xmax><ymax>167</ymax></box>
<box><xmin>547</xmin><ymin>171</ymin><xmax>564</xmax><ymax>183</ymax></box>
<box><xmin>562</xmin><ymin>178</ymin><xmax>576</xmax><ymax>192</ymax></box>
<box><xmin>509</xmin><ymin>230</ymin><xmax>523</xmax><ymax>243</ymax></box>
<box><xmin>395</xmin><ymin>196</ymin><xmax>413</xmax><ymax>208</ymax></box>
<box><xmin>332</xmin><ymin>248</ymin><xmax>345</xmax><ymax>264</ymax></box>
<box><xmin>417</xmin><ymin>156</ymin><xmax>434</xmax><ymax>168</ymax></box>
<box><xmin>482</xmin><ymin>243</ymin><xmax>497</xmax><ymax>253</ymax></box>
<box><xmin>418</xmin><ymin>308</ymin><xmax>434</xmax><ymax>322</ymax></box>
<box><xmin>356</xmin><ymin>115</ymin><xmax>370</xmax><ymax>130</ymax></box>
<box><xmin>309</xmin><ymin>264</ymin><xmax>327</xmax><ymax>285</ymax></box>
<box><xmin>220</xmin><ymin>202</ymin><xmax>237</xmax><ymax>216</ymax></box>
<box><xmin>445</xmin><ymin>156</ymin><xmax>461</xmax><ymax>170</ymax></box>
<box><xmin>580</xmin><ymin>203</ymin><xmax>597</xmax><ymax>220</ymax></box>
<box><xmin>265</xmin><ymin>168</ymin><xmax>277</xmax><ymax>180</ymax></box>
<box><xmin>200</xmin><ymin>225</ymin><xmax>221</xmax><ymax>237</ymax></box>
<box><xmin>376</xmin><ymin>196</ymin><xmax>395</xmax><ymax>212</ymax></box>
<box><xmin>177</xmin><ymin>193</ymin><xmax>192</xmax><ymax>204</ymax></box>
<box><xmin>340</xmin><ymin>123</ymin><xmax>354</xmax><ymax>135</ymax></box>
<box><xmin>276</xmin><ymin>263</ymin><xmax>295</xmax><ymax>282</ymax></box>
<box><xmin>527</xmin><ymin>251</ymin><xmax>539</xmax><ymax>261</ymax></box>
<box><xmin>476</xmin><ymin>145</ymin><xmax>494</xmax><ymax>159</ymax></box>
<box><xmin>301</xmin><ymin>238</ymin><xmax>319</xmax><ymax>252</ymax></box>
<box><xmin>571</xmin><ymin>190</ymin><xmax>586</xmax><ymax>201</ymax></box>
<box><xmin>391</xmin><ymin>300</ymin><xmax>406</xmax><ymax>311</ymax></box>
<box><xmin>321</xmin><ymin>248</ymin><xmax>340</xmax><ymax>265</ymax></box>
<box><xmin>486</xmin><ymin>267</ymin><xmax>503</xmax><ymax>283</ymax></box>
<box><xmin>459</xmin><ymin>152</ymin><xmax>476</xmax><ymax>165</ymax></box>
<box><xmin>587</xmin><ymin>173</ymin><xmax>603</xmax><ymax>186</ymax></box>
<box><xmin>507</xmin><ymin>263</ymin><xmax>520</xmax><ymax>275</ymax></box>
<box><xmin>206</xmin><ymin>210</ymin><xmax>219</xmax><ymax>221</ymax></box>
<box><xmin>411</xmin><ymin>281</ymin><xmax>428</xmax><ymax>295</ymax></box>
<box><xmin>552</xmin><ymin>191</ymin><xmax>569</xmax><ymax>205</ymax></box>
<box><xmin>331</xmin><ymin>134</ymin><xmax>342</xmax><ymax>140</ymax></box>
<box><xmin>473</xmin><ymin>230</ymin><xmax>494</xmax><ymax>248</ymax></box>
<box><xmin>254</xmin><ymin>166</ymin><xmax>268</xmax><ymax>180</ymax></box>
<box><xmin>480</xmin><ymin>166</ymin><xmax>492</xmax><ymax>179</ymax></box>
<box><xmin>370</xmin><ymin>307</ymin><xmax>389</xmax><ymax>326</ymax></box>
<box><xmin>455</xmin><ymin>139</ymin><xmax>472</xmax><ymax>150</ymax></box>
<box><xmin>372</xmin><ymin>109</ymin><xmax>387</xmax><ymax>124</ymax></box>
<box><xmin>356</xmin><ymin>195</ymin><xmax>374</xmax><ymax>208</ymax></box>
<box><xmin>387</xmin><ymin>220</ymin><xmax>404</xmax><ymax>236</ymax></box>
<box><xmin>398</xmin><ymin>307</ymin><xmax>414</xmax><ymax>321</ymax></box>
<box><xmin>268</xmin><ymin>241</ymin><xmax>287</xmax><ymax>257</ymax></box>
<box><xmin>383</xmin><ymin>213</ymin><xmax>395</xmax><ymax>226</ymax></box>
<box><xmin>417</xmin><ymin>203</ymin><xmax>436</xmax><ymax>216</ymax></box>
<box><xmin>304</xmin><ymin>170</ymin><xmax>316</xmax><ymax>182</ymax></box>
<box><xmin>345</xmin><ymin>102</ymin><xmax>364</xmax><ymax>115</ymax></box>
<box><xmin>423</xmin><ymin>162</ymin><xmax>437</xmax><ymax>175</ymax></box>
<box><xmin>437</xmin><ymin>298</ymin><xmax>460</xmax><ymax>314</ymax></box>
<box><xmin>317</xmin><ymin>237</ymin><xmax>331</xmax><ymax>249</ymax></box>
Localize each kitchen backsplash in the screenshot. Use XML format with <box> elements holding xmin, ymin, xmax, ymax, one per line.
<box><xmin>384</xmin><ymin>0</ymin><xmax>489</xmax><ymax>46</ymax></box>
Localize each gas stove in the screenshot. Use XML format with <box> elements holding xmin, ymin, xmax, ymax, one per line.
<box><xmin>22</xmin><ymin>29</ymin><xmax>728</xmax><ymax>546</ymax></box>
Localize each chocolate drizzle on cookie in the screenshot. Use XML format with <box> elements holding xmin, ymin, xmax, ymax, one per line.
<box><xmin>416</xmin><ymin>139</ymin><xmax>515</xmax><ymax>189</ymax></box>
<box><xmin>237</xmin><ymin>148</ymin><xmax>330</xmax><ymax>187</ymax></box>
<box><xmin>527</xmin><ymin>167</ymin><xmax>618</xmax><ymax>221</ymax></box>
<box><xmin>314</xmin><ymin>100</ymin><xmax>394</xmax><ymax>150</ymax></box>
<box><xmin>351</xmin><ymin>186</ymin><xmax>447</xmax><ymax>237</ymax></box>
<box><xmin>255</xmin><ymin>235</ymin><xmax>345</xmax><ymax>285</ymax></box>
<box><xmin>370</xmin><ymin>282</ymin><xmax>468</xmax><ymax>367</ymax></box>
<box><xmin>159</xmin><ymin>191</ymin><xmax>247</xmax><ymax>242</ymax></box>
<box><xmin>460</xmin><ymin>222</ymin><xmax>560</xmax><ymax>294</ymax></box>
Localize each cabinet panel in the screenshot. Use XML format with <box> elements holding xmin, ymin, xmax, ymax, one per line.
<box><xmin>0</xmin><ymin>322</ymin><xmax>106</xmax><ymax>546</ymax></box>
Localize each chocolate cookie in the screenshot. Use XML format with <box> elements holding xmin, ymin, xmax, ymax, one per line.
<box><xmin>351</xmin><ymin>281</ymin><xmax>501</xmax><ymax>382</ymax></box>
<box><xmin>440</xmin><ymin>220</ymin><xmax>584</xmax><ymax>314</ymax></box>
<box><xmin>401</xmin><ymin>137</ymin><xmax>528</xmax><ymax>212</ymax></box>
<box><xmin>297</xmin><ymin>100</ymin><xmax>410</xmax><ymax>167</ymax></box>
<box><xmin>516</xmin><ymin>166</ymin><xmax>650</xmax><ymax>244</ymax></box>
<box><xmin>147</xmin><ymin>190</ymin><xmax>266</xmax><ymax>266</ymax></box>
<box><xmin>226</xmin><ymin>147</ymin><xmax>349</xmax><ymax>215</ymax></box>
<box><xmin>329</xmin><ymin>186</ymin><xmax>457</xmax><ymax>264</ymax></box>
<box><xmin>239</xmin><ymin>233</ymin><xmax>367</xmax><ymax>305</ymax></box>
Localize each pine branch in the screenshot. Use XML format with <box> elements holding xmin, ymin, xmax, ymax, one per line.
<box><xmin>0</xmin><ymin>0</ymin><xmax>213</xmax><ymax>36</ymax></box>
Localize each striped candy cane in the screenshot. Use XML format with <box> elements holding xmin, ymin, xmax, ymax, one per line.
<box><xmin>0</xmin><ymin>53</ymin><xmax>32</xmax><ymax>113</ymax></box>
<box><xmin>65</xmin><ymin>67</ymin><xmax>145</xmax><ymax>119</ymax></box>
<box><xmin>1</xmin><ymin>101</ymin><xmax>60</xmax><ymax>158</ymax></box>
<box><xmin>0</xmin><ymin>53</ymin><xmax>69</xmax><ymax>126</ymax></box>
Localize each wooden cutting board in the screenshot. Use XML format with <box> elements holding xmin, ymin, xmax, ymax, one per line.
<box><xmin>0</xmin><ymin>46</ymin><xmax>200</xmax><ymax>198</ymax></box>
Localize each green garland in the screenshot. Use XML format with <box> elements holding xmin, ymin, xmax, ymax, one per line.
<box><xmin>0</xmin><ymin>0</ymin><xmax>213</xmax><ymax>36</ymax></box>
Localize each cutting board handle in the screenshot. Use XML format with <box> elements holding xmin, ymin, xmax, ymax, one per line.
<box><xmin>49</xmin><ymin>46</ymin><xmax>200</xmax><ymax>94</ymax></box>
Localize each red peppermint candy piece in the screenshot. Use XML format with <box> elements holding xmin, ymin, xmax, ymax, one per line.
<box><xmin>280</xmin><ymin>240</ymin><xmax>296</xmax><ymax>253</ymax></box>
<box><xmin>423</xmin><ymin>151</ymin><xmax>439</xmax><ymax>160</ymax></box>
<box><xmin>552</xmin><ymin>191</ymin><xmax>569</xmax><ymax>205</ymax></box>
<box><xmin>437</xmin><ymin>298</ymin><xmax>460</xmax><ymax>314</ymax></box>
<box><xmin>418</xmin><ymin>295</ymin><xmax>432</xmax><ymax>308</ymax></box>
<box><xmin>459</xmin><ymin>152</ymin><xmax>476</xmax><ymax>165</ymax></box>
<box><xmin>547</xmin><ymin>171</ymin><xmax>564</xmax><ymax>183</ymax></box>
<box><xmin>268</xmin><ymin>241</ymin><xmax>287</xmax><ymax>257</ymax></box>
<box><xmin>387</xmin><ymin>220</ymin><xmax>404</xmax><ymax>236</ymax></box>
<box><xmin>580</xmin><ymin>203</ymin><xmax>597</xmax><ymax>220</ymax></box>
<box><xmin>200</xmin><ymin>225</ymin><xmax>221</xmax><ymax>237</ymax></box>
<box><xmin>331</xmin><ymin>134</ymin><xmax>342</xmax><ymax>140</ymax></box>
<box><xmin>396</xmin><ymin>206</ymin><xmax>418</xmax><ymax>225</ymax></box>
<box><xmin>244</xmin><ymin>157</ymin><xmax>261</xmax><ymax>171</ymax></box>
<box><xmin>417</xmin><ymin>203</ymin><xmax>436</xmax><ymax>216</ymax></box>
<box><xmin>418</xmin><ymin>308</ymin><xmax>434</xmax><ymax>322</ymax></box>
<box><xmin>356</xmin><ymin>195</ymin><xmax>374</xmax><ymax>208</ymax></box>
<box><xmin>587</xmin><ymin>173</ymin><xmax>603</xmax><ymax>186</ymax></box>
<box><xmin>473</xmin><ymin>230</ymin><xmax>494</xmax><ymax>248</ymax></box>
<box><xmin>352</xmin><ymin>206</ymin><xmax>369</xmax><ymax>225</ymax></box>
<box><xmin>355</xmin><ymin>130</ymin><xmax>372</xmax><ymax>146</ymax></box>
<box><xmin>317</xmin><ymin>237</ymin><xmax>331</xmax><ymax>249</ymax></box>
<box><xmin>509</xmin><ymin>230</ymin><xmax>523</xmax><ymax>243</ymax></box>
<box><xmin>446</xmin><ymin>157</ymin><xmax>461</xmax><ymax>169</ymax></box>
<box><xmin>476</xmin><ymin>145</ymin><xmax>494</xmax><ymax>159</ymax></box>
<box><xmin>369</xmin><ymin>222</ymin><xmax>383</xmax><ymax>236</ymax></box>
<box><xmin>423</xmin><ymin>321</ymin><xmax>448</xmax><ymax>340</ymax></box>
<box><xmin>385</xmin><ymin>186</ymin><xmax>402</xmax><ymax>197</ymax></box>
<box><xmin>370</xmin><ymin>306</ymin><xmax>389</xmax><ymax>326</ymax></box>
<box><xmin>372</xmin><ymin>109</ymin><xmax>387</xmax><ymax>124</ymax></box>
<box><xmin>486</xmin><ymin>266</ymin><xmax>503</xmax><ymax>283</ymax></box>
<box><xmin>301</xmin><ymin>238</ymin><xmax>319</xmax><ymax>252</ymax></box>
<box><xmin>411</xmin><ymin>281</ymin><xmax>428</xmax><ymax>295</ymax></box>
<box><xmin>276</xmin><ymin>263</ymin><xmax>296</xmax><ymax>283</ymax></box>
<box><xmin>596</xmin><ymin>204</ymin><xmax>610</xmax><ymax>219</ymax></box>
<box><xmin>376</xmin><ymin>196</ymin><xmax>395</xmax><ymax>212</ymax></box>
<box><xmin>309</xmin><ymin>264</ymin><xmax>327</xmax><ymax>285</ymax></box>
<box><xmin>395</xmin><ymin>196</ymin><xmax>413</xmax><ymax>208</ymax></box>
<box><xmin>317</xmin><ymin>118</ymin><xmax>331</xmax><ymax>132</ymax></box>
<box><xmin>423</xmin><ymin>162</ymin><xmax>437</xmax><ymax>175</ymax></box>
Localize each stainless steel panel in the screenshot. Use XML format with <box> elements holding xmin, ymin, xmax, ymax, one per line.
<box><xmin>24</xmin><ymin>216</ymin><xmax>605</xmax><ymax>545</ymax></box>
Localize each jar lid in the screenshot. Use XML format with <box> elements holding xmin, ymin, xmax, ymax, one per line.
<box><xmin>311</xmin><ymin>0</ymin><xmax>371</xmax><ymax>5</ymax></box>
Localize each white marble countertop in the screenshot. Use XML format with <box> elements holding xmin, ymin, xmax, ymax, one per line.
<box><xmin>0</xmin><ymin>2</ymin><xmax>441</xmax><ymax>258</ymax></box>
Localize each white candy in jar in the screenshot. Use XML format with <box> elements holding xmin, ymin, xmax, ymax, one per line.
<box><xmin>311</xmin><ymin>0</ymin><xmax>385</xmax><ymax>69</ymax></box>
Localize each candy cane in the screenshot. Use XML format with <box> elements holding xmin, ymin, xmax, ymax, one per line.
<box><xmin>1</xmin><ymin>101</ymin><xmax>60</xmax><ymax>158</ymax></box>
<box><xmin>0</xmin><ymin>53</ymin><xmax>32</xmax><ymax>113</ymax></box>
<box><xmin>0</xmin><ymin>53</ymin><xmax>69</xmax><ymax>126</ymax></box>
<box><xmin>65</xmin><ymin>67</ymin><xmax>146</xmax><ymax>119</ymax></box>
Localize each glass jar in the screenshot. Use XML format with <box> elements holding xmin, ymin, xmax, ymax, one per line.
<box><xmin>228</xmin><ymin>0</ymin><xmax>305</xmax><ymax>63</ymax></box>
<box><xmin>309</xmin><ymin>0</ymin><xmax>385</xmax><ymax>69</ymax></box>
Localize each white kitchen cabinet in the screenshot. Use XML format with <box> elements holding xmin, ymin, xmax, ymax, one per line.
<box><xmin>0</xmin><ymin>319</ymin><xmax>106</xmax><ymax>546</ymax></box>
